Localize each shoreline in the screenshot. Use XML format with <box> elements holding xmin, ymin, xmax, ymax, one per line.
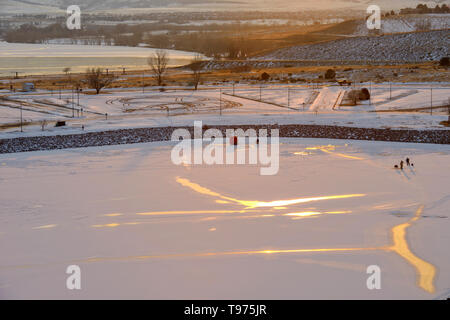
<box><xmin>1</xmin><ymin>123</ymin><xmax>449</xmax><ymax>154</ymax></box>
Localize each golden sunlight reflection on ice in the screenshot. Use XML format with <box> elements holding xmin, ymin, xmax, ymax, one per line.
<box><xmin>386</xmin><ymin>206</ymin><xmax>436</xmax><ymax>293</ymax></box>
<box><xmin>25</xmin><ymin>175</ymin><xmax>436</xmax><ymax>295</ymax></box>
<box><xmin>284</xmin><ymin>210</ymin><xmax>352</xmax><ymax>218</ymax></box>
<box><xmin>85</xmin><ymin>205</ymin><xmax>436</xmax><ymax>294</ymax></box>
<box><xmin>32</xmin><ymin>224</ymin><xmax>57</xmax><ymax>230</ymax></box>
<box><xmin>306</xmin><ymin>145</ymin><xmax>364</xmax><ymax>160</ymax></box>
<box><xmin>136</xmin><ymin>209</ymin><xmax>254</xmax><ymax>216</ymax></box>
<box><xmin>90</xmin><ymin>175</ymin><xmax>435</xmax><ymax>294</ymax></box>
<box><xmin>176</xmin><ymin>177</ymin><xmax>366</xmax><ymax>209</ymax></box>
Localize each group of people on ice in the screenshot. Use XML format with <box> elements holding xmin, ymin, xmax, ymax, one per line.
<box><xmin>395</xmin><ymin>158</ymin><xmax>414</xmax><ymax>170</ymax></box>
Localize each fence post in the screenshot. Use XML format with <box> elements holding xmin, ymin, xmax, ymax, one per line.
<box><xmin>430</xmin><ymin>87</ymin><xmax>433</xmax><ymax>115</ymax></box>
<box><xmin>72</xmin><ymin>87</ymin><xmax>75</xmax><ymax>118</ymax></box>
<box><xmin>389</xmin><ymin>82</ymin><xmax>392</xmax><ymax>100</ymax></box>
<box><xmin>287</xmin><ymin>87</ymin><xmax>290</xmax><ymax>107</ymax></box>
<box><xmin>20</xmin><ymin>105</ymin><xmax>23</xmax><ymax>132</ymax></box>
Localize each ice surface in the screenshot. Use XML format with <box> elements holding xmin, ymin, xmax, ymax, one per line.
<box><xmin>0</xmin><ymin>138</ymin><xmax>449</xmax><ymax>299</ymax></box>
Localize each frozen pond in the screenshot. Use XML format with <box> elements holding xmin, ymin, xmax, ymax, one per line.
<box><xmin>0</xmin><ymin>138</ymin><xmax>449</xmax><ymax>299</ymax></box>
<box><xmin>0</xmin><ymin>42</ymin><xmax>200</xmax><ymax>76</ymax></box>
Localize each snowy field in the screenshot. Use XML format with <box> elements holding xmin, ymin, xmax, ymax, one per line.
<box><xmin>1</xmin><ymin>84</ymin><xmax>448</xmax><ymax>138</ymax></box>
<box><xmin>0</xmin><ymin>138</ymin><xmax>449</xmax><ymax>299</ymax></box>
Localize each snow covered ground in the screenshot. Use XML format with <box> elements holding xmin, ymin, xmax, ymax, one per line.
<box><xmin>0</xmin><ymin>138</ymin><xmax>449</xmax><ymax>299</ymax></box>
<box><xmin>1</xmin><ymin>84</ymin><xmax>448</xmax><ymax>139</ymax></box>
<box><xmin>309</xmin><ymin>86</ymin><xmax>344</xmax><ymax>111</ymax></box>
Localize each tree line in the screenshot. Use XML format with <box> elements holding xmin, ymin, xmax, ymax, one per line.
<box><xmin>400</xmin><ymin>4</ymin><xmax>450</xmax><ymax>14</ymax></box>
<box><xmin>3</xmin><ymin>22</ymin><xmax>271</xmax><ymax>58</ymax></box>
<box><xmin>82</xmin><ymin>50</ymin><xmax>203</xmax><ymax>94</ymax></box>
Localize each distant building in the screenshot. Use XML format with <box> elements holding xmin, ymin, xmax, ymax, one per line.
<box><xmin>22</xmin><ymin>83</ymin><xmax>35</xmax><ymax>92</ymax></box>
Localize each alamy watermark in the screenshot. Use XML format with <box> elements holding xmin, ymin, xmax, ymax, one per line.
<box><xmin>366</xmin><ymin>265</ymin><xmax>381</xmax><ymax>290</ymax></box>
<box><xmin>66</xmin><ymin>5</ymin><xmax>81</xmax><ymax>30</ymax></box>
<box><xmin>367</xmin><ymin>5</ymin><xmax>381</xmax><ymax>30</ymax></box>
<box><xmin>66</xmin><ymin>265</ymin><xmax>81</xmax><ymax>290</ymax></box>
<box><xmin>171</xmin><ymin>121</ymin><xmax>280</xmax><ymax>176</ymax></box>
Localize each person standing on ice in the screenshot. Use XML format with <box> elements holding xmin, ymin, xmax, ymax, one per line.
<box><xmin>400</xmin><ymin>160</ymin><xmax>404</xmax><ymax>170</ymax></box>
<box><xmin>406</xmin><ymin>158</ymin><xmax>410</xmax><ymax>166</ymax></box>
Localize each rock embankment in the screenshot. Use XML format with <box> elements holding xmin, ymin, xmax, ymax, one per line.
<box><xmin>0</xmin><ymin>124</ymin><xmax>449</xmax><ymax>154</ymax></box>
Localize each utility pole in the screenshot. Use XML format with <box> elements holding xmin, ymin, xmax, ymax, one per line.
<box><xmin>72</xmin><ymin>87</ymin><xmax>75</xmax><ymax>118</ymax></box>
<box><xmin>220</xmin><ymin>88</ymin><xmax>222</xmax><ymax>116</ymax></box>
<box><xmin>430</xmin><ymin>87</ymin><xmax>433</xmax><ymax>115</ymax></box>
<box><xmin>389</xmin><ymin>81</ymin><xmax>392</xmax><ymax>100</ymax></box>
<box><xmin>20</xmin><ymin>105</ymin><xmax>23</xmax><ymax>132</ymax></box>
<box><xmin>287</xmin><ymin>87</ymin><xmax>290</xmax><ymax>107</ymax></box>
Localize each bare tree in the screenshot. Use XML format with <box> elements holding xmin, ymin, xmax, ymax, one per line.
<box><xmin>148</xmin><ymin>50</ymin><xmax>169</xmax><ymax>86</ymax></box>
<box><xmin>63</xmin><ymin>67</ymin><xmax>72</xmax><ymax>83</ymax></box>
<box><xmin>85</xmin><ymin>68</ymin><xmax>115</xmax><ymax>94</ymax></box>
<box><xmin>189</xmin><ymin>54</ymin><xmax>204</xmax><ymax>90</ymax></box>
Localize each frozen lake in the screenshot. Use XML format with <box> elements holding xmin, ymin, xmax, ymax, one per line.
<box><xmin>0</xmin><ymin>138</ymin><xmax>449</xmax><ymax>299</ymax></box>
<box><xmin>0</xmin><ymin>42</ymin><xmax>199</xmax><ymax>76</ymax></box>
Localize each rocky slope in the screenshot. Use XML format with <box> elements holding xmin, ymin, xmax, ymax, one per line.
<box><xmin>257</xmin><ymin>30</ymin><xmax>449</xmax><ymax>63</ymax></box>
<box><xmin>1</xmin><ymin>124</ymin><xmax>449</xmax><ymax>154</ymax></box>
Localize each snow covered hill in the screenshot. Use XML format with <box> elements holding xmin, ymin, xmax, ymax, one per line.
<box><xmin>257</xmin><ymin>30</ymin><xmax>449</xmax><ymax>63</ymax></box>
<box><xmin>354</xmin><ymin>14</ymin><xmax>450</xmax><ymax>35</ymax></box>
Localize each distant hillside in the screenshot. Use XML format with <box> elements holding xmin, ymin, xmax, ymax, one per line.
<box><xmin>1</xmin><ymin>0</ymin><xmax>445</xmax><ymax>15</ymax></box>
<box><xmin>314</xmin><ymin>13</ymin><xmax>449</xmax><ymax>36</ymax></box>
<box><xmin>355</xmin><ymin>14</ymin><xmax>450</xmax><ymax>35</ymax></box>
<box><xmin>257</xmin><ymin>30</ymin><xmax>449</xmax><ymax>63</ymax></box>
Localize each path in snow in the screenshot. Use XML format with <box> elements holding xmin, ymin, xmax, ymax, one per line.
<box><xmin>309</xmin><ymin>87</ymin><xmax>346</xmax><ymax>111</ymax></box>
